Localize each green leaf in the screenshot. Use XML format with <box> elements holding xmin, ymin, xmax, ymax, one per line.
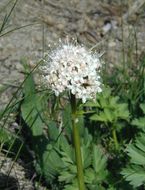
<box><xmin>121</xmin><ymin>165</ymin><xmax>145</xmax><ymax>188</ymax></box>
<box><xmin>21</xmin><ymin>62</ymin><xmax>49</xmax><ymax>136</ymax></box>
<box><xmin>84</xmin><ymin>168</ymin><xmax>95</xmax><ymax>183</ymax></box>
<box><xmin>59</xmin><ymin>171</ymin><xmax>76</xmax><ymax>183</ymax></box>
<box><xmin>109</xmin><ymin>96</ymin><xmax>120</xmax><ymax>107</ymax></box>
<box><xmin>104</xmin><ymin>108</ymin><xmax>114</xmax><ymax>122</ymax></box>
<box><xmin>116</xmin><ymin>103</ymin><xmax>130</xmax><ymax>120</ymax></box>
<box><xmin>89</xmin><ymin>87</ymin><xmax>129</xmax><ymax>128</ymax></box>
<box><xmin>61</xmin><ymin>149</ymin><xmax>74</xmax><ymax>166</ymax></box>
<box><xmin>21</xmin><ymin>94</ymin><xmax>45</xmax><ymax>136</ymax></box>
<box><xmin>64</xmin><ymin>180</ymin><xmax>78</xmax><ymax>190</ymax></box>
<box><xmin>87</xmin><ymin>183</ymin><xmax>106</xmax><ymax>190</ymax></box>
<box><xmin>81</xmin><ymin>144</ymin><xmax>92</xmax><ymax>168</ymax></box>
<box><xmin>0</xmin><ymin>127</ymin><xmax>13</xmax><ymax>144</ymax></box>
<box><xmin>132</xmin><ymin>117</ymin><xmax>145</xmax><ymax>131</ymax></box>
<box><xmin>84</xmin><ymin>101</ymin><xmax>100</xmax><ymax>107</ymax></box>
<box><xmin>90</xmin><ymin>113</ymin><xmax>108</xmax><ymax>123</ymax></box>
<box><xmin>92</xmin><ymin>145</ymin><xmax>108</xmax><ymax>182</ymax></box>
<box><xmin>136</xmin><ymin>135</ymin><xmax>145</xmax><ymax>152</ymax></box>
<box><xmin>47</xmin><ymin>121</ymin><xmax>59</xmax><ymax>140</ymax></box>
<box><xmin>127</xmin><ymin>145</ymin><xmax>145</xmax><ymax>165</ymax></box>
<box><xmin>0</xmin><ymin>127</ymin><xmax>21</xmax><ymax>151</ymax></box>
<box><xmin>83</xmin><ymin>128</ymin><xmax>92</xmax><ymax>147</ymax></box>
<box><xmin>42</xmin><ymin>147</ymin><xmax>65</xmax><ymax>181</ymax></box>
<box><xmin>21</xmin><ymin>58</ymin><xmax>35</xmax><ymax>97</ymax></box>
<box><xmin>140</xmin><ymin>103</ymin><xmax>145</xmax><ymax>114</ymax></box>
<box><xmin>121</xmin><ymin>132</ymin><xmax>145</xmax><ymax>188</ymax></box>
<box><xmin>62</xmin><ymin>104</ymin><xmax>72</xmax><ymax>139</ymax></box>
<box><xmin>131</xmin><ymin>103</ymin><xmax>145</xmax><ymax>132</ymax></box>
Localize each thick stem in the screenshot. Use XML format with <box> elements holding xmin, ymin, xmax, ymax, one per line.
<box><xmin>71</xmin><ymin>94</ymin><xmax>85</xmax><ymax>190</ymax></box>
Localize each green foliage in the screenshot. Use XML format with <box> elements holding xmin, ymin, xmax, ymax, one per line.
<box><xmin>85</xmin><ymin>87</ymin><xmax>130</xmax><ymax>150</ymax></box>
<box><xmin>88</xmin><ymin>87</ymin><xmax>129</xmax><ymax>125</ymax></box>
<box><xmin>0</xmin><ymin>127</ymin><xmax>18</xmax><ymax>146</ymax></box>
<box><xmin>0</xmin><ymin>127</ymin><xmax>11</xmax><ymax>145</ymax></box>
<box><xmin>121</xmin><ymin>132</ymin><xmax>145</xmax><ymax>188</ymax></box>
<box><xmin>20</xmin><ymin>63</ymin><xmax>109</xmax><ymax>189</ymax></box>
<box><xmin>57</xmin><ymin>131</ymin><xmax>108</xmax><ymax>190</ymax></box>
<box><xmin>104</xmin><ymin>42</ymin><xmax>145</xmax><ymax>109</ymax></box>
<box><xmin>132</xmin><ymin>103</ymin><xmax>145</xmax><ymax>132</ymax></box>
<box><xmin>21</xmin><ymin>61</ymin><xmax>48</xmax><ymax>136</ymax></box>
<box><xmin>121</xmin><ymin>103</ymin><xmax>145</xmax><ymax>188</ymax></box>
<box><xmin>21</xmin><ymin>93</ymin><xmax>46</xmax><ymax>136</ymax></box>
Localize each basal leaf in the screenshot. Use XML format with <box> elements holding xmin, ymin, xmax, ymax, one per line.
<box><xmin>104</xmin><ymin>108</ymin><xmax>114</xmax><ymax>122</ymax></box>
<box><xmin>21</xmin><ymin>94</ymin><xmax>45</xmax><ymax>136</ymax></box>
<box><xmin>122</xmin><ymin>132</ymin><xmax>145</xmax><ymax>188</ymax></box>
<box><xmin>84</xmin><ymin>168</ymin><xmax>95</xmax><ymax>183</ymax></box>
<box><xmin>84</xmin><ymin>101</ymin><xmax>100</xmax><ymax>107</ymax></box>
<box><xmin>121</xmin><ymin>165</ymin><xmax>145</xmax><ymax>188</ymax></box>
<box><xmin>132</xmin><ymin>117</ymin><xmax>145</xmax><ymax>130</ymax></box>
<box><xmin>140</xmin><ymin>103</ymin><xmax>145</xmax><ymax>114</ymax></box>
<box><xmin>127</xmin><ymin>144</ymin><xmax>145</xmax><ymax>165</ymax></box>
<box><xmin>92</xmin><ymin>145</ymin><xmax>108</xmax><ymax>181</ymax></box>
<box><xmin>59</xmin><ymin>171</ymin><xmax>76</xmax><ymax>183</ymax></box>
<box><xmin>90</xmin><ymin>113</ymin><xmax>108</xmax><ymax>123</ymax></box>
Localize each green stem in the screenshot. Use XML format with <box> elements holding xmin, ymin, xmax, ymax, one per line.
<box><xmin>71</xmin><ymin>94</ymin><xmax>85</xmax><ymax>190</ymax></box>
<box><xmin>112</xmin><ymin>128</ymin><xmax>119</xmax><ymax>150</ymax></box>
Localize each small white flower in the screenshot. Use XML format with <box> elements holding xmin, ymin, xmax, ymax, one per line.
<box><xmin>40</xmin><ymin>39</ymin><xmax>103</xmax><ymax>103</ymax></box>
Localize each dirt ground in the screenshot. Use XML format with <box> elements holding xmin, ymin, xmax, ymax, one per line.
<box><xmin>0</xmin><ymin>0</ymin><xmax>145</xmax><ymax>189</ymax></box>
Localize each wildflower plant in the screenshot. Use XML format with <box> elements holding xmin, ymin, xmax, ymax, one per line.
<box><xmin>1</xmin><ymin>0</ymin><xmax>145</xmax><ymax>189</ymax></box>
<box><xmin>40</xmin><ymin>39</ymin><xmax>103</xmax><ymax>190</ymax></box>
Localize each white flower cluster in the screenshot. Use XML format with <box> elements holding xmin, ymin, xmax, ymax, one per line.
<box><xmin>41</xmin><ymin>41</ymin><xmax>102</xmax><ymax>103</ymax></box>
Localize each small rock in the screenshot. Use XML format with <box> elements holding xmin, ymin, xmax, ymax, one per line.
<box><xmin>102</xmin><ymin>21</ymin><xmax>112</xmax><ymax>34</ymax></box>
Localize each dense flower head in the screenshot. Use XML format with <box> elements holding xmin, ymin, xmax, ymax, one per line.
<box><xmin>40</xmin><ymin>39</ymin><xmax>102</xmax><ymax>103</ymax></box>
